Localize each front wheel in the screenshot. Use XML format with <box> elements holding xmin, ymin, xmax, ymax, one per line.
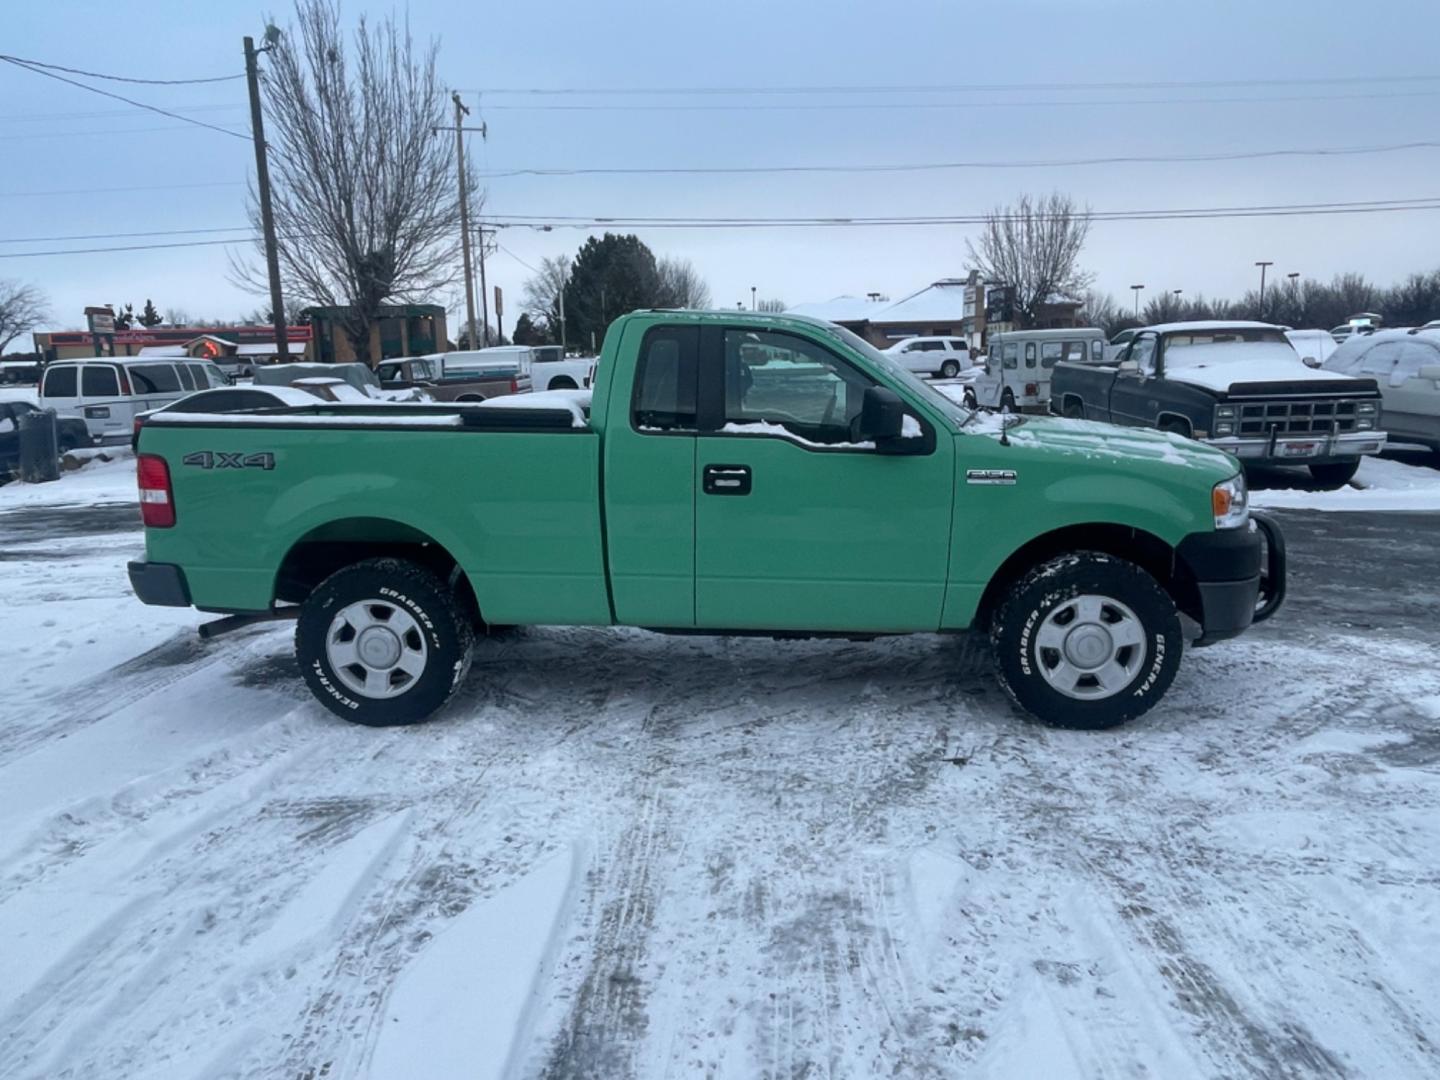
<box><xmin>990</xmin><ymin>552</ymin><xmax>1182</xmax><ymax>730</ymax></box>
<box><xmin>940</xmin><ymin>360</ymin><xmax>961</xmax><ymax>379</ymax></box>
<box><xmin>296</xmin><ymin>557</ymin><xmax>474</xmax><ymax>726</ymax></box>
<box><xmin>1308</xmin><ymin>459</ymin><xmax>1360</xmax><ymax>489</ymax></box>
<box><xmin>962</xmin><ymin>388</ymin><xmax>978</xmax><ymax>409</ymax></box>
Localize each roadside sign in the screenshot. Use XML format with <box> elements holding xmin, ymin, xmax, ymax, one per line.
<box><xmin>494</xmin><ymin>285</ymin><xmax>503</xmax><ymax>319</ymax></box>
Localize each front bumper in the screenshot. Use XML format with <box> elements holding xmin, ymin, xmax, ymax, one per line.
<box><xmin>1176</xmin><ymin>512</ymin><xmax>1286</xmax><ymax>644</ymax></box>
<box><xmin>1206</xmin><ymin>430</ymin><xmax>1385</xmax><ymax>464</ymax></box>
<box><xmin>128</xmin><ymin>560</ymin><xmax>192</xmax><ymax>607</ymax></box>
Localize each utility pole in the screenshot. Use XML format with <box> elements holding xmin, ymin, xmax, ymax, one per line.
<box><xmin>477</xmin><ymin>224</ymin><xmax>490</xmax><ymax>345</ymax></box>
<box><xmin>452</xmin><ymin>92</ymin><xmax>478</xmax><ymax>350</ymax></box>
<box><xmin>244</xmin><ymin>31</ymin><xmax>289</xmax><ymax>360</ymax></box>
<box><xmin>751</xmin><ymin>286</ymin><xmax>756</xmax><ymax>311</ymax></box>
<box><xmin>558</xmin><ymin>270</ymin><xmax>567</xmax><ymax>353</ymax></box>
<box><xmin>1255</xmin><ymin>260</ymin><xmax>1274</xmax><ymax>315</ymax></box>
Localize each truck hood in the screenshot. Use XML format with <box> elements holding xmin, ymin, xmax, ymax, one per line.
<box><xmin>1164</xmin><ymin>358</ymin><xmax>1364</xmax><ymax>394</ymax></box>
<box><xmin>962</xmin><ymin>413</ymin><xmax>1235</xmax><ymax>478</ymax></box>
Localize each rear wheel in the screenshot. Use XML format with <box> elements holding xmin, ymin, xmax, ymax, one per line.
<box><xmin>1308</xmin><ymin>460</ymin><xmax>1360</xmax><ymax>489</ymax></box>
<box><xmin>1062</xmin><ymin>398</ymin><xmax>1085</xmax><ymax>419</ymax></box>
<box><xmin>990</xmin><ymin>552</ymin><xmax>1182</xmax><ymax>730</ymax></box>
<box><xmin>1000</xmin><ymin>389</ymin><xmax>1017</xmax><ymax>412</ymax></box>
<box><xmin>962</xmin><ymin>388</ymin><xmax>978</xmax><ymax>409</ymax></box>
<box><xmin>940</xmin><ymin>360</ymin><xmax>960</xmax><ymax>379</ymax></box>
<box><xmin>547</xmin><ymin>376</ymin><xmax>578</xmax><ymax>390</ymax></box>
<box><xmin>1159</xmin><ymin>418</ymin><xmax>1191</xmax><ymax>438</ymax></box>
<box><xmin>296</xmin><ymin>557</ymin><xmax>473</xmax><ymax>726</ymax></box>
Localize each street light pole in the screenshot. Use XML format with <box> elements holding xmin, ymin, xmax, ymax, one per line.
<box><xmin>244</xmin><ymin>31</ymin><xmax>289</xmax><ymax>360</ymax></box>
<box><xmin>1130</xmin><ymin>284</ymin><xmax>1145</xmax><ymax>318</ymax></box>
<box><xmin>751</xmin><ymin>286</ymin><xmax>756</xmax><ymax>311</ymax></box>
<box><xmin>1255</xmin><ymin>260</ymin><xmax>1274</xmax><ymax>315</ymax></box>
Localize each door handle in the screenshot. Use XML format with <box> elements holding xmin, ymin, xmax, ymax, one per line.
<box><xmin>703</xmin><ymin>463</ymin><xmax>752</xmax><ymax>495</ymax></box>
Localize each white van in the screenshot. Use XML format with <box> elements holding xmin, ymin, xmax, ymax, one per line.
<box><xmin>39</xmin><ymin>357</ymin><xmax>230</xmax><ymax>444</ymax></box>
<box><xmin>968</xmin><ymin>328</ymin><xmax>1106</xmax><ymax>412</ymax></box>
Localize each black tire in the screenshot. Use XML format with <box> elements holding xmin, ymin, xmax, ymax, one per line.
<box><xmin>990</xmin><ymin>552</ymin><xmax>1182</xmax><ymax>730</ymax></box>
<box><xmin>456</xmin><ymin>394</ymin><xmax>485</xmax><ymax>403</ymax></box>
<box><xmin>548</xmin><ymin>376</ymin><xmax>578</xmax><ymax>390</ymax></box>
<box><xmin>1063</xmin><ymin>398</ymin><xmax>1085</xmax><ymax>419</ymax></box>
<box><xmin>940</xmin><ymin>360</ymin><xmax>961</xmax><ymax>379</ymax></box>
<box><xmin>962</xmin><ymin>388</ymin><xmax>978</xmax><ymax>409</ymax></box>
<box><xmin>1000</xmin><ymin>390</ymin><xmax>1016</xmax><ymax>412</ymax></box>
<box><xmin>1308</xmin><ymin>459</ymin><xmax>1360</xmax><ymax>489</ymax></box>
<box><xmin>296</xmin><ymin>557</ymin><xmax>474</xmax><ymax>726</ymax></box>
<box><xmin>1159</xmin><ymin>418</ymin><xmax>1190</xmax><ymax>438</ymax></box>
<box><xmin>58</xmin><ymin>435</ymin><xmax>82</xmax><ymax>454</ymax></box>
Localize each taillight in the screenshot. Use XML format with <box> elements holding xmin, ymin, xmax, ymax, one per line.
<box><xmin>1025</xmin><ymin>382</ymin><xmax>1038</xmax><ymax>396</ymax></box>
<box><xmin>510</xmin><ymin>377</ymin><xmax>519</xmax><ymax>393</ymax></box>
<box><xmin>117</xmin><ymin>367</ymin><xmax>132</xmax><ymax>394</ymax></box>
<box><xmin>137</xmin><ymin>454</ymin><xmax>175</xmax><ymax>528</ymax></box>
<box><xmin>131</xmin><ymin>414</ymin><xmax>145</xmax><ymax>451</ymax></box>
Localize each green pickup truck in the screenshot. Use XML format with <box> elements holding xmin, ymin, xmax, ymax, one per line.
<box><xmin>129</xmin><ymin>311</ymin><xmax>1284</xmax><ymax>730</ymax></box>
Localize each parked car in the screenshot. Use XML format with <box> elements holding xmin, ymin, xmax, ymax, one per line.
<box><xmin>967</xmin><ymin>329</ymin><xmax>1106</xmax><ymax>412</ymax></box>
<box><xmin>1322</xmin><ymin>328</ymin><xmax>1440</xmax><ymax>452</ymax></box>
<box><xmin>130</xmin><ymin>309</ymin><xmax>1284</xmax><ymax>732</ymax></box>
<box><xmin>882</xmin><ymin>336</ymin><xmax>972</xmax><ymax>379</ymax></box>
<box><xmin>39</xmin><ymin>357</ymin><xmax>231</xmax><ymax>445</ymax></box>
<box><xmin>1051</xmin><ymin>321</ymin><xmax>1386</xmax><ymax>487</ymax></box>
<box><xmin>0</xmin><ymin>400</ymin><xmax>93</xmax><ymax>475</ymax></box>
<box><xmin>376</xmin><ymin>353</ymin><xmax>531</xmax><ymax>402</ymax></box>
<box><xmin>530</xmin><ymin>344</ymin><xmax>596</xmax><ymax>390</ymax></box>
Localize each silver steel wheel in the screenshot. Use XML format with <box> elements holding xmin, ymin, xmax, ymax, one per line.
<box><xmin>325</xmin><ymin>599</ymin><xmax>429</xmax><ymax>699</ymax></box>
<box><xmin>1033</xmin><ymin>593</ymin><xmax>1147</xmax><ymax>700</ymax></box>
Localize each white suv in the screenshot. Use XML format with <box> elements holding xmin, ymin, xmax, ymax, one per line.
<box><xmin>883</xmin><ymin>336</ymin><xmax>972</xmax><ymax>378</ymax></box>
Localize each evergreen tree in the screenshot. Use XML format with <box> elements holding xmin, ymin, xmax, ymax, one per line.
<box><xmin>111</xmin><ymin>303</ymin><xmax>135</xmax><ymax>330</ymax></box>
<box><xmin>138</xmin><ymin>299</ymin><xmax>163</xmax><ymax>328</ymax></box>
<box><xmin>562</xmin><ymin>233</ymin><xmax>662</xmax><ymax>350</ymax></box>
<box><xmin>511</xmin><ymin>312</ymin><xmax>550</xmax><ymax>346</ymax></box>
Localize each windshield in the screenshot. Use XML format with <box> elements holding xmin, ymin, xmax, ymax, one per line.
<box><xmin>825</xmin><ymin>325</ymin><xmax>972</xmax><ymax>428</ymax></box>
<box><xmin>1163</xmin><ymin>328</ymin><xmax>1300</xmax><ymax>368</ymax></box>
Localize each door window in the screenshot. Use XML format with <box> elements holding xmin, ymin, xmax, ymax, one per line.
<box><xmin>918</xmin><ymin>340</ymin><xmax>943</xmax><ymax>351</ymax></box>
<box><xmin>949</xmin><ymin>339</ymin><xmax>966</xmax><ymax>352</ymax></box>
<box><xmin>1024</xmin><ymin>343</ymin><xmax>1038</xmax><ymax>368</ymax></box>
<box><xmin>1129</xmin><ymin>336</ymin><xmax>1157</xmax><ymax>373</ymax></box>
<box><xmin>42</xmin><ymin>365</ymin><xmax>78</xmax><ymax>398</ymax></box>
<box><xmin>721</xmin><ymin>329</ymin><xmax>873</xmax><ymax>443</ymax></box>
<box><xmin>1394</xmin><ymin>341</ymin><xmax>1440</xmax><ymax>384</ymax></box>
<box><xmin>632</xmin><ymin>326</ymin><xmax>697</xmax><ymax>430</ymax></box>
<box><xmin>1001</xmin><ymin>344</ymin><xmax>1019</xmax><ymax>369</ymax></box>
<box><xmin>1040</xmin><ymin>342</ymin><xmax>1064</xmax><ymax>368</ymax></box>
<box><xmin>176</xmin><ymin>364</ymin><xmax>196</xmax><ymax>390</ymax></box>
<box><xmin>130</xmin><ymin>364</ymin><xmax>182</xmax><ymax>393</ymax></box>
<box><xmin>1356</xmin><ymin>342</ymin><xmax>1401</xmax><ymax>377</ymax></box>
<box><xmin>81</xmin><ymin>365</ymin><xmax>119</xmax><ymax>397</ymax></box>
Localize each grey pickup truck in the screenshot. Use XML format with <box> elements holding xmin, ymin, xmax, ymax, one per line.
<box><xmin>1050</xmin><ymin>320</ymin><xmax>1386</xmax><ymax>488</ymax></box>
<box><xmin>375</xmin><ymin>354</ymin><xmax>532</xmax><ymax>402</ymax></box>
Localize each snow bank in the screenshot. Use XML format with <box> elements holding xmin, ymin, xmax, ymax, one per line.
<box><xmin>1251</xmin><ymin>456</ymin><xmax>1440</xmax><ymax>511</ymax></box>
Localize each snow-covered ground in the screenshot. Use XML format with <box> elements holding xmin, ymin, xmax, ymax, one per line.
<box><xmin>0</xmin><ymin>384</ymin><xmax>39</xmax><ymax>406</ymax></box>
<box><xmin>2</xmin><ymin>462</ymin><xmax>1440</xmax><ymax>1078</ymax></box>
<box><xmin>1250</xmin><ymin>454</ymin><xmax>1440</xmax><ymax>512</ymax></box>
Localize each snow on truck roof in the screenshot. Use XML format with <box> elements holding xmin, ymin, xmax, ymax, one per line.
<box><xmin>1143</xmin><ymin>320</ymin><xmax>1284</xmax><ymax>335</ymax></box>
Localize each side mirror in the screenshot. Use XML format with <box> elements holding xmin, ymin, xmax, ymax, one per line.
<box><xmin>859</xmin><ymin>385</ymin><xmax>905</xmax><ymax>442</ymax></box>
<box><xmin>1117</xmin><ymin>358</ymin><xmax>1139</xmax><ymax>374</ymax></box>
<box><xmin>1302</xmin><ymin>356</ymin><xmax>1321</xmax><ymax>369</ymax></box>
<box><xmin>1420</xmin><ymin>364</ymin><xmax>1440</xmax><ymax>382</ymax></box>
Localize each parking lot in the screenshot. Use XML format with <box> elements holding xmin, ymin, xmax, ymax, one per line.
<box><xmin>1</xmin><ymin>458</ymin><xmax>1438</xmax><ymax>1078</ymax></box>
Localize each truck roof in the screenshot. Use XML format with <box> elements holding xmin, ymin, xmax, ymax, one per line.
<box><xmin>1142</xmin><ymin>320</ymin><xmax>1283</xmax><ymax>335</ymax></box>
<box><xmin>629</xmin><ymin>309</ymin><xmax>845</xmax><ymax>334</ymax></box>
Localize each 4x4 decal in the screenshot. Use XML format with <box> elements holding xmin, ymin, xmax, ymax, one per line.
<box><xmin>182</xmin><ymin>451</ymin><xmax>276</xmax><ymax>471</ymax></box>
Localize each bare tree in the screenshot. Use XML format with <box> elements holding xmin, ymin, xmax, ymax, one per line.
<box><xmin>655</xmin><ymin>256</ymin><xmax>712</xmax><ymax>309</ymax></box>
<box><xmin>0</xmin><ymin>279</ymin><xmax>51</xmax><ymax>353</ymax></box>
<box><xmin>520</xmin><ymin>254</ymin><xmax>572</xmax><ymax>336</ymax></box>
<box><xmin>966</xmin><ymin>193</ymin><xmax>1092</xmax><ymax>328</ymax></box>
<box><xmin>756</xmin><ymin>298</ymin><xmax>786</xmax><ymax>313</ymax></box>
<box><xmin>232</xmin><ymin>0</ymin><xmax>468</xmax><ymax>363</ymax></box>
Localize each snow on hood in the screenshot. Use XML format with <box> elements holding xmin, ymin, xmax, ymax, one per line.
<box><xmin>965</xmin><ymin>414</ymin><xmax>1234</xmax><ymax>473</ymax></box>
<box><xmin>1161</xmin><ymin>342</ymin><xmax>1356</xmax><ymax>392</ymax></box>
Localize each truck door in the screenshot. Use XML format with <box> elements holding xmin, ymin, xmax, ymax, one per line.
<box><xmin>1107</xmin><ymin>332</ymin><xmax>1159</xmax><ymax>426</ymax></box>
<box><xmin>602</xmin><ymin>324</ymin><xmax>699</xmax><ymax>626</ymax></box>
<box><xmin>692</xmin><ymin>326</ymin><xmax>953</xmax><ymax>632</ymax></box>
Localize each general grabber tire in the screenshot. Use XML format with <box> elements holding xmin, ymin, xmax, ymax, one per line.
<box><xmin>989</xmin><ymin>552</ymin><xmax>1182</xmax><ymax>730</ymax></box>
<box><xmin>296</xmin><ymin>557</ymin><xmax>474</xmax><ymax>726</ymax></box>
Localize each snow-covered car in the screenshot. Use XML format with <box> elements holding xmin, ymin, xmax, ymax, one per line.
<box><xmin>1323</xmin><ymin>329</ymin><xmax>1440</xmax><ymax>452</ymax></box>
<box><xmin>882</xmin><ymin>336</ymin><xmax>972</xmax><ymax>379</ymax></box>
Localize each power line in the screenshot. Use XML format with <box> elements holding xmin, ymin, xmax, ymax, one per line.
<box><xmin>0</xmin><ymin>180</ymin><xmax>244</xmax><ymax>199</ymax></box>
<box><xmin>0</xmin><ymin>226</ymin><xmax>251</xmax><ymax>245</ymax></box>
<box><xmin>7</xmin><ymin>197</ymin><xmax>1440</xmax><ymax>258</ymax></box>
<box><xmin>0</xmin><ymin>103</ymin><xmax>247</xmax><ymax>123</ymax></box>
<box><xmin>459</xmin><ymin>74</ymin><xmax>1440</xmax><ymax>96</ymax></box>
<box><xmin>0</xmin><ymin>53</ymin><xmax>245</xmax><ymax>85</ymax></box>
<box><xmin>0</xmin><ymin>57</ymin><xmax>250</xmax><ymax>140</ymax></box>
<box><xmin>477</xmin><ymin>139</ymin><xmax>1440</xmax><ymax>179</ymax></box>
<box><xmin>495</xmin><ymin>243</ymin><xmax>540</xmax><ymax>273</ymax></box>
<box><xmin>1</xmin><ymin>124</ymin><xmax>246</xmax><ymax>142</ymax></box>
<box><xmin>474</xmin><ymin>89</ymin><xmax>1440</xmax><ymax>113</ymax></box>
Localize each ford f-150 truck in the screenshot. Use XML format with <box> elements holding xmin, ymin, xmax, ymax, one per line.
<box><xmin>1050</xmin><ymin>320</ymin><xmax>1386</xmax><ymax>488</ymax></box>
<box><xmin>129</xmin><ymin>311</ymin><xmax>1285</xmax><ymax>731</ymax></box>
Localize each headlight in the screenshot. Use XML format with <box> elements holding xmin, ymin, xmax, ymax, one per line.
<box><xmin>1214</xmin><ymin>422</ymin><xmax>1234</xmax><ymax>436</ymax></box>
<box><xmin>1215</xmin><ymin>405</ymin><xmax>1237</xmax><ymax>419</ymax></box>
<box><xmin>1356</xmin><ymin>401</ymin><xmax>1378</xmax><ymax>415</ymax></box>
<box><xmin>1212</xmin><ymin>473</ymin><xmax>1249</xmax><ymax>529</ymax></box>
<box><xmin>1356</xmin><ymin>418</ymin><xmax>1374</xmax><ymax>430</ymax></box>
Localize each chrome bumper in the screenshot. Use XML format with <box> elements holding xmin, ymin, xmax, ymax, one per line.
<box><xmin>1206</xmin><ymin>430</ymin><xmax>1386</xmax><ymax>461</ymax></box>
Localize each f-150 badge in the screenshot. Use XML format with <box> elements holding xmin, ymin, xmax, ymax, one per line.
<box><xmin>966</xmin><ymin>468</ymin><xmax>1017</xmax><ymax>485</ymax></box>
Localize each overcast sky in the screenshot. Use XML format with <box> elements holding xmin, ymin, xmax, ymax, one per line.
<box><xmin>4</xmin><ymin>0</ymin><xmax>1439</xmax><ymax>347</ymax></box>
